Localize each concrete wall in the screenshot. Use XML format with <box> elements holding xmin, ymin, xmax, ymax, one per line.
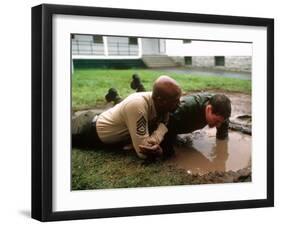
<box><xmin>192</xmin><ymin>56</ymin><xmax>215</xmax><ymax>68</ymax></box>
<box><xmin>225</xmin><ymin>56</ymin><xmax>252</xmax><ymax>72</ymax></box>
<box><xmin>184</xmin><ymin>56</ymin><xmax>252</xmax><ymax>72</ymax></box>
<box><xmin>170</xmin><ymin>56</ymin><xmax>185</xmax><ymax>66</ymax></box>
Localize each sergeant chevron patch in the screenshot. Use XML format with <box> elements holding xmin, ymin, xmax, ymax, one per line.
<box><xmin>136</xmin><ymin>116</ymin><xmax>146</xmax><ymax>135</ymax></box>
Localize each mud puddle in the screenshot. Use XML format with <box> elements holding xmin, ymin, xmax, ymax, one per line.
<box><xmin>168</xmin><ymin>127</ymin><xmax>251</xmax><ymax>175</ymax></box>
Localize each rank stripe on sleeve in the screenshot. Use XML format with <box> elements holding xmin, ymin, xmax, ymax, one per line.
<box><xmin>136</xmin><ymin>116</ymin><xmax>146</xmax><ymax>135</ymax></box>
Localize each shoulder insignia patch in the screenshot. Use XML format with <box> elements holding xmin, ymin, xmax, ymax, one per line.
<box><xmin>136</xmin><ymin>116</ymin><xmax>147</xmax><ymax>135</ymax></box>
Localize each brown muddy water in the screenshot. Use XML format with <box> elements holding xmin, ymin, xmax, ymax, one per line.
<box><xmin>168</xmin><ymin>127</ymin><xmax>251</xmax><ymax>175</ymax></box>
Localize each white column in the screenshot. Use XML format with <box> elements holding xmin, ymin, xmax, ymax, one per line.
<box><xmin>138</xmin><ymin>38</ymin><xmax>142</xmax><ymax>58</ymax></box>
<box><xmin>160</xmin><ymin>39</ymin><xmax>166</xmax><ymax>55</ymax></box>
<box><xmin>103</xmin><ymin>36</ymin><xmax>109</xmax><ymax>56</ymax></box>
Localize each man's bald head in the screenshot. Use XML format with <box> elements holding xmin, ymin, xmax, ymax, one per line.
<box><xmin>152</xmin><ymin>75</ymin><xmax>182</xmax><ymax>114</ymax></box>
<box><xmin>152</xmin><ymin>75</ymin><xmax>181</xmax><ymax>100</ymax></box>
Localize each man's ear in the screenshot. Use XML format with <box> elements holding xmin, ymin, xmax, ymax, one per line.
<box><xmin>206</xmin><ymin>104</ymin><xmax>212</xmax><ymax>113</ymax></box>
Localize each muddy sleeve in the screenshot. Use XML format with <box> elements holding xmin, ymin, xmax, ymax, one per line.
<box><xmin>216</xmin><ymin>119</ymin><xmax>229</xmax><ymax>139</ymax></box>
<box><xmin>123</xmin><ymin>101</ymin><xmax>168</xmax><ymax>159</ymax></box>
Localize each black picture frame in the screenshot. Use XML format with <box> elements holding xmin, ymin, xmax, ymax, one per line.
<box><xmin>31</xmin><ymin>3</ymin><xmax>274</xmax><ymax>222</ymax></box>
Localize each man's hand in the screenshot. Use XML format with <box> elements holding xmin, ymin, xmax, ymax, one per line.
<box><xmin>138</xmin><ymin>143</ymin><xmax>163</xmax><ymax>158</ymax></box>
<box><xmin>175</xmin><ymin>135</ymin><xmax>193</xmax><ymax>147</ymax></box>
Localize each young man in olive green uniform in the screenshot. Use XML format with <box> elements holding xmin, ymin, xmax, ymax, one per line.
<box><xmin>161</xmin><ymin>93</ymin><xmax>231</xmax><ymax>157</ymax></box>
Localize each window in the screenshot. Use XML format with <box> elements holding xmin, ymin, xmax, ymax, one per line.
<box><xmin>215</xmin><ymin>56</ymin><xmax>225</xmax><ymax>66</ymax></box>
<box><xmin>129</xmin><ymin>37</ymin><xmax>138</xmax><ymax>45</ymax></box>
<box><xmin>183</xmin><ymin>39</ymin><xmax>192</xmax><ymax>44</ymax></box>
<box><xmin>184</xmin><ymin>56</ymin><xmax>192</xmax><ymax>65</ymax></box>
<box><xmin>93</xmin><ymin>35</ymin><xmax>103</xmax><ymax>44</ymax></box>
<box><xmin>71</xmin><ymin>34</ymin><xmax>75</xmax><ymax>39</ymax></box>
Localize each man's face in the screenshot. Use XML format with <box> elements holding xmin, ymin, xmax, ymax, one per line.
<box><xmin>205</xmin><ymin>105</ymin><xmax>225</xmax><ymax>128</ymax></box>
<box><xmin>153</xmin><ymin>85</ymin><xmax>182</xmax><ymax>114</ymax></box>
<box><xmin>162</xmin><ymin>94</ymin><xmax>181</xmax><ymax>113</ymax></box>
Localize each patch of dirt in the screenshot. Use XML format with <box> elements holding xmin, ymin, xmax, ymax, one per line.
<box><xmin>182</xmin><ymin>167</ymin><xmax>252</xmax><ymax>184</ymax></box>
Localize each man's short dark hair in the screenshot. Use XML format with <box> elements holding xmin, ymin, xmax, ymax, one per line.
<box><xmin>209</xmin><ymin>94</ymin><xmax>231</xmax><ymax>119</ymax></box>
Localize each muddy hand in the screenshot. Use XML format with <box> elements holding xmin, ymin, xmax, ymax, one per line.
<box><xmin>139</xmin><ymin>144</ymin><xmax>163</xmax><ymax>158</ymax></box>
<box><xmin>175</xmin><ymin>135</ymin><xmax>193</xmax><ymax>147</ymax></box>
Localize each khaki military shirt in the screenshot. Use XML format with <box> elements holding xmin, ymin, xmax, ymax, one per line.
<box><xmin>96</xmin><ymin>92</ymin><xmax>169</xmax><ymax>158</ymax></box>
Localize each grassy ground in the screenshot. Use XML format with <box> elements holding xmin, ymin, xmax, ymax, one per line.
<box><xmin>72</xmin><ymin>69</ymin><xmax>251</xmax><ymax>110</ymax></box>
<box><xmin>72</xmin><ymin>68</ymin><xmax>251</xmax><ymax>190</ymax></box>
<box><xmin>72</xmin><ymin>148</ymin><xmax>191</xmax><ymax>190</ymax></box>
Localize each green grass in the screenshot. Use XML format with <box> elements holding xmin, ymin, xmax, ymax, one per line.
<box><xmin>72</xmin><ymin>148</ymin><xmax>197</xmax><ymax>190</ymax></box>
<box><xmin>72</xmin><ymin>69</ymin><xmax>251</xmax><ymax>110</ymax></box>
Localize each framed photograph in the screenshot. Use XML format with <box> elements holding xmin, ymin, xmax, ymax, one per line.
<box><xmin>32</xmin><ymin>4</ymin><xmax>274</xmax><ymax>221</ymax></box>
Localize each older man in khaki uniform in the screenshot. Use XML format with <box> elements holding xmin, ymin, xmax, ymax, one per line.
<box><xmin>72</xmin><ymin>75</ymin><xmax>181</xmax><ymax>159</ymax></box>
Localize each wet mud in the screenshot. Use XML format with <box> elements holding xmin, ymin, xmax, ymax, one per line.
<box><xmin>173</xmin><ymin>167</ymin><xmax>251</xmax><ymax>184</ymax></box>
<box><xmin>227</xmin><ymin>92</ymin><xmax>252</xmax><ymax>134</ymax></box>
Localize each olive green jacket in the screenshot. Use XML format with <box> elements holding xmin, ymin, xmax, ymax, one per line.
<box><xmin>167</xmin><ymin>93</ymin><xmax>229</xmax><ymax>139</ymax></box>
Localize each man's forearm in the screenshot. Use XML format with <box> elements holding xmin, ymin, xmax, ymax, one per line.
<box><xmin>145</xmin><ymin>123</ymin><xmax>168</xmax><ymax>145</ymax></box>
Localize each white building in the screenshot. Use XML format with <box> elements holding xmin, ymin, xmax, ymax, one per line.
<box><xmin>72</xmin><ymin>34</ymin><xmax>252</xmax><ymax>72</ymax></box>
<box><xmin>165</xmin><ymin>39</ymin><xmax>252</xmax><ymax>72</ymax></box>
